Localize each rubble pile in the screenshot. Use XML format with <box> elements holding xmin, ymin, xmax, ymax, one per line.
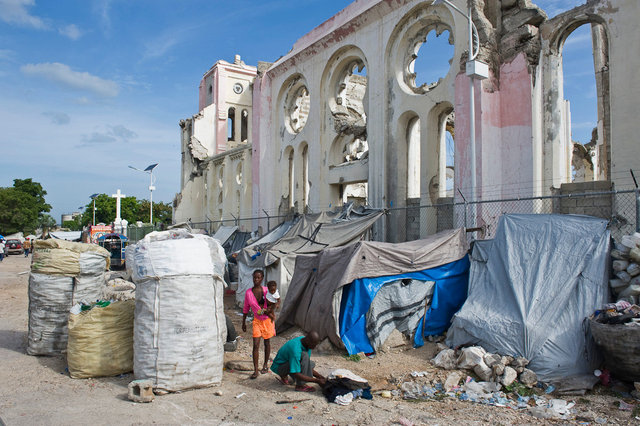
<box><xmin>610</xmin><ymin>232</ymin><xmax>640</xmax><ymax>304</ymax></box>
<box><xmin>389</xmin><ymin>346</ymin><xmax>575</xmax><ymax>419</ymax></box>
<box><xmin>432</xmin><ymin>346</ymin><xmax>538</xmax><ymax>387</ymax></box>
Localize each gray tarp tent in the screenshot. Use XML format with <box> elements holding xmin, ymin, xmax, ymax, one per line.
<box><xmin>276</xmin><ymin>228</ymin><xmax>468</xmax><ymax>348</ymax></box>
<box><xmin>446</xmin><ymin>214</ymin><xmax>610</xmax><ymax>381</ymax></box>
<box><xmin>235</xmin><ymin>208</ymin><xmax>383</xmax><ymax>306</ymax></box>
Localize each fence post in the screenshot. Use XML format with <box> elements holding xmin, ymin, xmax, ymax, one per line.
<box><xmin>636</xmin><ymin>189</ymin><xmax>640</xmax><ymax>233</ymax></box>
<box><xmin>457</xmin><ymin>189</ymin><xmax>468</xmax><ymax>229</ymax></box>
<box><xmin>262</xmin><ymin>209</ymin><xmax>271</xmax><ymax>233</ymax></box>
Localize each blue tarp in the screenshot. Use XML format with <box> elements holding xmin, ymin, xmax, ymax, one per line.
<box><xmin>338</xmin><ymin>255</ymin><xmax>470</xmax><ymax>355</ymax></box>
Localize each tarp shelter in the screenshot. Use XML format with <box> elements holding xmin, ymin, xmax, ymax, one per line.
<box><xmin>277</xmin><ymin>228</ymin><xmax>469</xmax><ymax>354</ymax></box>
<box><xmin>446</xmin><ymin>214</ymin><xmax>610</xmax><ymax>382</ymax></box>
<box><xmin>212</xmin><ymin>226</ymin><xmax>252</xmax><ymax>255</ymax></box>
<box><xmin>50</xmin><ymin>231</ymin><xmax>82</xmax><ymax>241</ymax></box>
<box><xmin>235</xmin><ymin>208</ymin><xmax>383</xmax><ymax>307</ymax></box>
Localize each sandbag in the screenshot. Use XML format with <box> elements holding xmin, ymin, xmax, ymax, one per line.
<box><xmin>129</xmin><ymin>230</ymin><xmax>227</xmax><ymax>392</ymax></box>
<box><xmin>67</xmin><ymin>300</ymin><xmax>135</xmax><ymax>378</ymax></box>
<box><xmin>27</xmin><ymin>273</ymin><xmax>74</xmax><ymax>355</ymax></box>
<box><xmin>27</xmin><ymin>272</ymin><xmax>105</xmax><ymax>356</ymax></box>
<box><xmin>31</xmin><ymin>239</ymin><xmax>109</xmax><ymax>276</ymax></box>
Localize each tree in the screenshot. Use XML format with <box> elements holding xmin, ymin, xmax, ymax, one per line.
<box><xmin>0</xmin><ymin>179</ymin><xmax>51</xmax><ymax>234</ymax></box>
<box><xmin>79</xmin><ymin>194</ymin><xmax>173</xmax><ymax>227</ymax></box>
<box><xmin>38</xmin><ymin>214</ymin><xmax>57</xmax><ymax>234</ymax></box>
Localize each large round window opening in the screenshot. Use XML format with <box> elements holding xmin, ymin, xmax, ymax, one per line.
<box><xmin>406</xmin><ymin>27</ymin><xmax>454</xmax><ymax>94</ymax></box>
<box><xmin>285</xmin><ymin>83</ymin><xmax>310</xmax><ymax>134</ymax></box>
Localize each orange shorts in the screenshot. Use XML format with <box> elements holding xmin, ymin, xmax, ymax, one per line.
<box><xmin>252</xmin><ymin>317</ymin><xmax>275</xmax><ymax>339</ymax></box>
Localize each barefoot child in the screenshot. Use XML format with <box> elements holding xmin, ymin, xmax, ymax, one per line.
<box><xmin>265</xmin><ymin>280</ymin><xmax>281</xmax><ymax>322</ymax></box>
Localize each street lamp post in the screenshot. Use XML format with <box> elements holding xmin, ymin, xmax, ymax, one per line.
<box><xmin>432</xmin><ymin>0</ymin><xmax>488</xmax><ymax>224</ymax></box>
<box><xmin>129</xmin><ymin>163</ymin><xmax>158</xmax><ymax>225</ymax></box>
<box><xmin>90</xmin><ymin>193</ymin><xmax>99</xmax><ymax>226</ymax></box>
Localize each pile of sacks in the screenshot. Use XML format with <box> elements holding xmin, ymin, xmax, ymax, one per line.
<box><xmin>27</xmin><ymin>239</ymin><xmax>109</xmax><ymax>355</ymax></box>
<box><xmin>432</xmin><ymin>345</ymin><xmax>538</xmax><ymax>388</ymax></box>
<box><xmin>610</xmin><ymin>232</ymin><xmax>640</xmax><ymax>303</ymax></box>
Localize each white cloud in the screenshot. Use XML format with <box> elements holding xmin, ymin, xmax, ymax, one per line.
<box><xmin>42</xmin><ymin>111</ymin><xmax>70</xmax><ymax>125</ymax></box>
<box><xmin>58</xmin><ymin>24</ymin><xmax>82</xmax><ymax>40</ymax></box>
<box><xmin>0</xmin><ymin>0</ymin><xmax>47</xmax><ymax>29</ymax></box>
<box><xmin>79</xmin><ymin>124</ymin><xmax>137</xmax><ymax>147</ymax></box>
<box><xmin>81</xmin><ymin>132</ymin><xmax>117</xmax><ymax>145</ymax></box>
<box><xmin>535</xmin><ymin>0</ymin><xmax>586</xmax><ymax>17</ymax></box>
<box><xmin>109</xmin><ymin>124</ymin><xmax>137</xmax><ymax>142</ymax></box>
<box><xmin>0</xmin><ymin>49</ymin><xmax>16</xmax><ymax>61</ymax></box>
<box><xmin>93</xmin><ymin>0</ymin><xmax>113</xmax><ymax>35</ymax></box>
<box><xmin>20</xmin><ymin>62</ymin><xmax>120</xmax><ymax>97</ymax></box>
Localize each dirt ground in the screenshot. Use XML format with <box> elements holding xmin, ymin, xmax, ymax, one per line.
<box><xmin>1</xmin><ymin>255</ymin><xmax>639</xmax><ymax>425</ymax></box>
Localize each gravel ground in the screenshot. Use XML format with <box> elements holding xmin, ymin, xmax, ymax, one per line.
<box><xmin>1</xmin><ymin>254</ymin><xmax>639</xmax><ymax>425</ymax></box>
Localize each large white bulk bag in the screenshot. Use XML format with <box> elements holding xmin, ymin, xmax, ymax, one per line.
<box><xmin>27</xmin><ymin>240</ymin><xmax>108</xmax><ymax>356</ymax></box>
<box><xmin>127</xmin><ymin>230</ymin><xmax>227</xmax><ymax>392</ymax></box>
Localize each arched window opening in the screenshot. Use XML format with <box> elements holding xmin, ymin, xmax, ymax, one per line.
<box><xmin>288</xmin><ymin>149</ymin><xmax>295</xmax><ymax>208</ymax></box>
<box><xmin>235</xmin><ymin>162</ymin><xmax>243</xmax><ymax>185</ymax></box>
<box><xmin>302</xmin><ymin>145</ymin><xmax>309</xmax><ymax>209</ymax></box>
<box><xmin>445</xmin><ymin>129</ymin><xmax>454</xmax><ymax>197</ymax></box>
<box><xmin>407</xmin><ymin>117</ymin><xmax>421</xmax><ymax>199</ymax></box>
<box><xmin>227</xmin><ymin>107</ymin><xmax>236</xmax><ymax>141</ymax></box>
<box><xmin>407</xmin><ymin>28</ymin><xmax>454</xmax><ymax>93</ymax></box>
<box><xmin>563</xmin><ymin>24</ymin><xmax>600</xmax><ymax>182</ymax></box>
<box><xmin>241</xmin><ymin>109</ymin><xmax>249</xmax><ymax>142</ymax></box>
<box><xmin>331</xmin><ymin>59</ymin><xmax>368</xmax><ymax>163</ymax></box>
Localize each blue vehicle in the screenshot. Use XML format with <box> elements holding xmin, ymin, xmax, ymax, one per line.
<box><xmin>97</xmin><ymin>233</ymin><xmax>128</xmax><ymax>268</ymax></box>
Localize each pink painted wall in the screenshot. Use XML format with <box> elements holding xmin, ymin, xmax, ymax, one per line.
<box><xmin>455</xmin><ymin>53</ymin><xmax>534</xmax><ymax>204</ymax></box>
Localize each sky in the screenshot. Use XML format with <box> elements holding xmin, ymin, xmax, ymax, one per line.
<box><xmin>0</xmin><ymin>0</ymin><xmax>590</xmax><ymax>224</ymax></box>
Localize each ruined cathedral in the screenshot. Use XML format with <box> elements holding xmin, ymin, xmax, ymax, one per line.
<box><xmin>173</xmin><ymin>0</ymin><xmax>639</xmax><ymax>242</ymax></box>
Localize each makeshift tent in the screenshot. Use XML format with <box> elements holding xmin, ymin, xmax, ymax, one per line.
<box><xmin>212</xmin><ymin>225</ymin><xmax>253</xmax><ymax>256</ymax></box>
<box><xmin>446</xmin><ymin>214</ymin><xmax>610</xmax><ymax>382</ymax></box>
<box><xmin>277</xmin><ymin>228</ymin><xmax>469</xmax><ymax>353</ymax></box>
<box><xmin>235</xmin><ymin>208</ymin><xmax>383</xmax><ymax>306</ymax></box>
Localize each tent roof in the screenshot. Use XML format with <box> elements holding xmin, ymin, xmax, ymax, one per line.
<box><xmin>212</xmin><ymin>226</ymin><xmax>238</xmax><ymax>246</ymax></box>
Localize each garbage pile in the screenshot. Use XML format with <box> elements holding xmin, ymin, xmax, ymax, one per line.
<box><xmin>27</xmin><ymin>239</ymin><xmax>109</xmax><ymax>355</ymax></box>
<box><xmin>592</xmin><ymin>301</ymin><xmax>640</xmax><ymax>325</ymax></box>
<box><xmin>102</xmin><ymin>271</ymin><xmax>135</xmax><ymax>301</ymax></box>
<box><xmin>432</xmin><ymin>346</ymin><xmax>538</xmax><ymax>387</ymax></box>
<box><xmin>610</xmin><ymin>232</ymin><xmax>640</xmax><ymax>303</ymax></box>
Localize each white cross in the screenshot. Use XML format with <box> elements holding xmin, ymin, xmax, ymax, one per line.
<box><xmin>111</xmin><ymin>189</ymin><xmax>126</xmax><ymax>222</ymax></box>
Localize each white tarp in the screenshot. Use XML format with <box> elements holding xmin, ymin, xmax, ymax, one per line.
<box><xmin>446</xmin><ymin>214</ymin><xmax>610</xmax><ymax>381</ymax></box>
<box><xmin>235</xmin><ymin>209</ymin><xmax>383</xmax><ymax>307</ymax></box>
<box><xmin>212</xmin><ymin>226</ymin><xmax>238</xmax><ymax>246</ymax></box>
<box><xmin>127</xmin><ymin>229</ymin><xmax>227</xmax><ymax>392</ymax></box>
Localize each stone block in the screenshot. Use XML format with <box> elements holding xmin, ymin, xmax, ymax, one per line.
<box><xmin>502</xmin><ymin>8</ymin><xmax>545</xmax><ymax>34</ymax></box>
<box><xmin>128</xmin><ymin>379</ymin><xmax>155</xmax><ymax>403</ymax></box>
<box><xmin>501</xmin><ymin>366</ymin><xmax>518</xmax><ymax>387</ymax></box>
<box><xmin>519</xmin><ymin>368</ymin><xmax>538</xmax><ymax>387</ymax></box>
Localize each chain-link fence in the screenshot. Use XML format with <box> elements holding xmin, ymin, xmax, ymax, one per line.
<box><xmin>400</xmin><ymin>189</ymin><xmax>638</xmax><ymax>242</ymax></box>
<box><xmin>171</xmin><ymin>189</ymin><xmax>639</xmax><ymax>245</ymax></box>
<box><xmin>187</xmin><ymin>213</ymin><xmax>294</xmax><ymax>237</ymax></box>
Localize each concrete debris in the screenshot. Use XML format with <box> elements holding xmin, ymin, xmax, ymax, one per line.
<box><xmin>431</xmin><ymin>349</ymin><xmax>457</xmax><ymax>370</ymax></box>
<box><xmin>501</xmin><ymin>366</ymin><xmax>518</xmax><ymax>387</ymax></box>
<box><xmin>473</xmin><ymin>362</ymin><xmax>493</xmax><ymax>382</ymax></box>
<box><xmin>128</xmin><ymin>379</ymin><xmax>154</xmax><ymax>403</ymax></box>
<box><xmin>520</xmin><ymin>368</ymin><xmax>538</xmax><ymax>387</ymax></box>
<box><xmin>444</xmin><ymin>372</ymin><xmax>462</xmax><ymax>392</ymax></box>
<box><xmin>457</xmin><ymin>346</ymin><xmax>486</xmax><ymax>369</ymax></box>
<box><xmin>511</xmin><ymin>356</ymin><xmax>529</xmax><ymax>373</ymax></box>
<box><xmin>484</xmin><ymin>353</ymin><xmax>502</xmax><ymax>368</ymax></box>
